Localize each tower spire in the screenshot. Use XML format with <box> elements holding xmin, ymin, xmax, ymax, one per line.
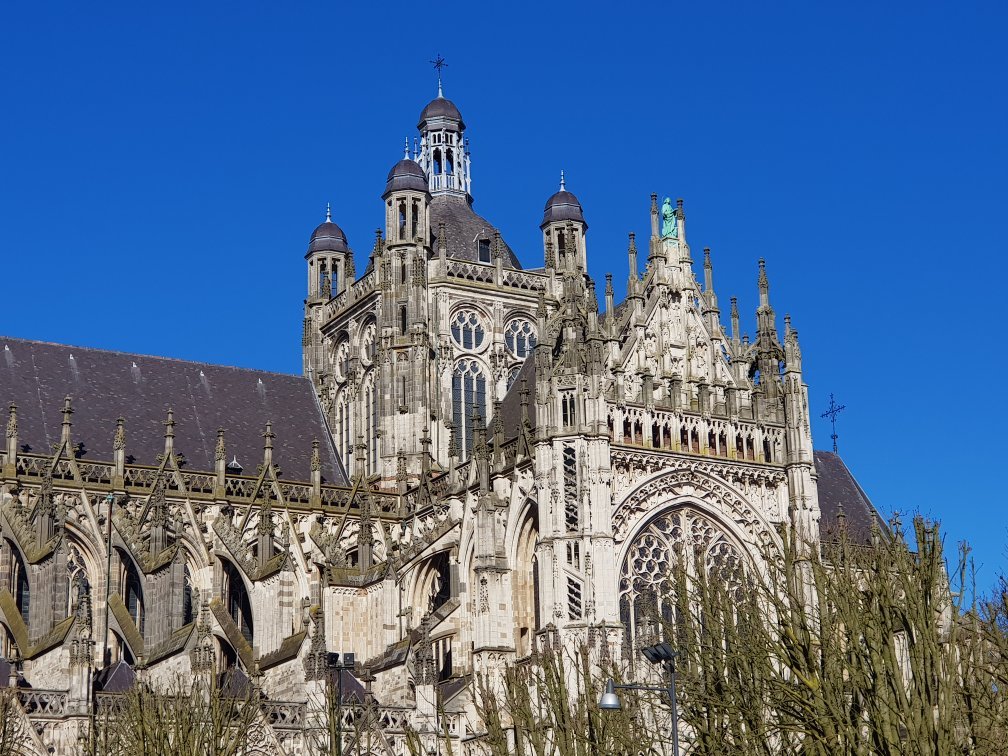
<box><xmin>325</xmin><ymin>202</ymin><xmax>331</xmax><ymax>223</ymax></box>
<box><xmin>560</xmin><ymin>170</ymin><xmax>566</xmax><ymax>191</ymax></box>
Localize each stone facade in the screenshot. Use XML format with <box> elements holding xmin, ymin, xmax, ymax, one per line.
<box><xmin>0</xmin><ymin>86</ymin><xmax>878</xmax><ymax>755</ymax></box>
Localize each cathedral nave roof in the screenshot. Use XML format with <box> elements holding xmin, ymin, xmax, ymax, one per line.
<box><xmin>0</xmin><ymin>336</ymin><xmax>347</xmax><ymax>484</ymax></box>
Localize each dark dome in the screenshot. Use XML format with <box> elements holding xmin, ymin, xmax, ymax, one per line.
<box><xmin>383</xmin><ymin>159</ymin><xmax>429</xmax><ymax>198</ymax></box>
<box><xmin>540</xmin><ymin>189</ymin><xmax>586</xmax><ymax>229</ymax></box>
<box><xmin>418</xmin><ymin>95</ymin><xmax>465</xmax><ymax>131</ymax></box>
<box><xmin>307</xmin><ymin>220</ymin><xmax>349</xmax><ymax>256</ymax></box>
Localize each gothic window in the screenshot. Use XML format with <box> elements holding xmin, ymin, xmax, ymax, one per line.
<box><xmin>450</xmin><ymin>309</ymin><xmax>485</xmax><ymax>351</ymax></box>
<box><xmin>411</xmin><ymin>202</ymin><xmax>419</xmax><ymax>239</ymax></box>
<box><xmin>361</xmin><ymin>371</ymin><xmax>378</xmax><ymax>474</ymax></box>
<box><xmin>223</xmin><ymin>560</ymin><xmax>253</xmax><ymax>645</ymax></box>
<box><xmin>433</xmin><ymin>148</ymin><xmax>442</xmax><ymax>174</ymax></box>
<box><xmin>398</xmin><ymin>202</ymin><xmax>407</xmax><ymax>240</ymax></box>
<box><xmin>445</xmin><ymin>149</ymin><xmax>454</xmax><ymax>175</ymax></box>
<box><xmin>504</xmin><ymin>318</ymin><xmax>537</xmax><ymax>358</ymax></box>
<box><xmin>567</xmin><ymin>576</ymin><xmax>583</xmax><ymax>620</ymax></box>
<box><xmin>400</xmin><ymin>305</ymin><xmax>408</xmax><ymax>335</ymax></box>
<box><xmin>561</xmin><ymin>391</ymin><xmax>576</xmax><ymax>427</ymax></box>
<box><xmin>122</xmin><ymin>556</ymin><xmax>144</xmax><ymax>634</ymax></box>
<box><xmin>400</xmin><ymin>256</ymin><xmax>407</xmax><ymax>285</ymax></box>
<box><xmin>10</xmin><ymin>544</ymin><xmax>29</xmax><ymax>625</ymax></box>
<box><xmin>562</xmin><ymin>444</ymin><xmax>579</xmax><ymax>531</ymax></box>
<box><xmin>452</xmin><ymin>358</ymin><xmax>487</xmax><ymax>459</ymax></box>
<box><xmin>477</xmin><ymin>239</ymin><xmax>491</xmax><ymax>263</ymax></box>
<box><xmin>334</xmin><ymin>389</ymin><xmax>350</xmax><ymax>470</ymax></box>
<box><xmin>619</xmin><ymin>508</ymin><xmax>745</xmax><ymax>648</ymax></box>
<box><xmin>182</xmin><ymin>565</ymin><xmax>194</xmax><ymax>625</ymax></box>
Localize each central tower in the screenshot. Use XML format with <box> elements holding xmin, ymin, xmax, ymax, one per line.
<box><xmin>416</xmin><ymin>82</ymin><xmax>472</xmax><ymax>198</ymax></box>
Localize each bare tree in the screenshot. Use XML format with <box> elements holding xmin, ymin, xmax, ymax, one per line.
<box><xmin>0</xmin><ymin>688</ymin><xmax>36</xmax><ymax>756</ymax></box>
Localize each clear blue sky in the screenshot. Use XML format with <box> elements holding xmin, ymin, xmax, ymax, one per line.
<box><xmin>2</xmin><ymin>3</ymin><xmax>1006</xmax><ymax>586</ymax></box>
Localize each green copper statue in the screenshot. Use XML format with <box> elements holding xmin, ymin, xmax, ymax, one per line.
<box><xmin>661</xmin><ymin>197</ymin><xmax>677</xmax><ymax>239</ymax></box>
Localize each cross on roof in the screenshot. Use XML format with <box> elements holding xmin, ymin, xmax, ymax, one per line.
<box><xmin>430</xmin><ymin>54</ymin><xmax>447</xmax><ymax>95</ymax></box>
<box><xmin>821</xmin><ymin>393</ymin><xmax>846</xmax><ymax>454</ymax></box>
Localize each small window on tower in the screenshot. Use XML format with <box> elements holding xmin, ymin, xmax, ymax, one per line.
<box><xmin>477</xmin><ymin>239</ymin><xmax>491</xmax><ymax>263</ymax></box>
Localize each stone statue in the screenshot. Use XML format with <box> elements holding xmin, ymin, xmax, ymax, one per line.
<box><xmin>661</xmin><ymin>197</ymin><xmax>677</xmax><ymax>239</ymax></box>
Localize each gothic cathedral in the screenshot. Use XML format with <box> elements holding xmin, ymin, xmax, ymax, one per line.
<box><xmin>0</xmin><ymin>85</ymin><xmax>878</xmax><ymax>754</ymax></box>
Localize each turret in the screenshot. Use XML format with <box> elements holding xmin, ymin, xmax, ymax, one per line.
<box><xmin>540</xmin><ymin>173</ymin><xmax>588</xmax><ymax>273</ymax></box>
<box><xmin>415</xmin><ymin>82</ymin><xmax>472</xmax><ymax>198</ymax></box>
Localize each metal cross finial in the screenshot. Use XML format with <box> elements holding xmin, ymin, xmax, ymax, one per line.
<box><xmin>430</xmin><ymin>54</ymin><xmax>447</xmax><ymax>95</ymax></box>
<box><xmin>821</xmin><ymin>393</ymin><xmax>846</xmax><ymax>453</ymax></box>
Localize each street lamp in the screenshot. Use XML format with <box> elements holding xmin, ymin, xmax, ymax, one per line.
<box><xmin>598</xmin><ymin>642</ymin><xmax>681</xmax><ymax>756</ymax></box>
<box><xmin>327</xmin><ymin>651</ymin><xmax>356</xmax><ymax>756</ymax></box>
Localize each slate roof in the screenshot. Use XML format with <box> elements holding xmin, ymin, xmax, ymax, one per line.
<box><xmin>541</xmin><ymin>189</ymin><xmax>586</xmax><ymax>229</ymax></box>
<box><xmin>494</xmin><ymin>357</ymin><xmax>537</xmax><ymax>441</ymax></box>
<box><xmin>430</xmin><ymin>195</ymin><xmax>522</xmax><ymax>269</ymax></box>
<box><xmin>0</xmin><ymin>336</ymin><xmax>346</xmax><ymax>485</ymax></box>
<box><xmin>814</xmin><ymin>450</ymin><xmax>884</xmax><ymax>543</ymax></box>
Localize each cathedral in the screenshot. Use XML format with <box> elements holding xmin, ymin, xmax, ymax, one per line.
<box><xmin>0</xmin><ymin>83</ymin><xmax>879</xmax><ymax>754</ymax></box>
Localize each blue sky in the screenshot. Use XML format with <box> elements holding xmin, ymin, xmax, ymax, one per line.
<box><xmin>2</xmin><ymin>3</ymin><xmax>1006</xmax><ymax>586</ymax></box>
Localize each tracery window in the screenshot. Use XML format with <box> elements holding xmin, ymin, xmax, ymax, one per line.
<box><xmin>361</xmin><ymin>371</ymin><xmax>378</xmax><ymax>474</ymax></box>
<box><xmin>452</xmin><ymin>358</ymin><xmax>487</xmax><ymax>459</ymax></box>
<box><xmin>450</xmin><ymin>309</ymin><xmax>485</xmax><ymax>351</ymax></box>
<box><xmin>504</xmin><ymin>317</ymin><xmax>537</xmax><ymax>358</ymax></box>
<box><xmin>10</xmin><ymin>543</ymin><xmax>29</xmax><ymax>625</ymax></box>
<box><xmin>619</xmin><ymin>507</ymin><xmax>744</xmax><ymax>648</ymax></box>
<box><xmin>507</xmin><ymin>365</ymin><xmax>522</xmax><ymax>390</ymax></box>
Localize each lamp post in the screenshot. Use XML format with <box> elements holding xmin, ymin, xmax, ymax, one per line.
<box><xmin>598</xmin><ymin>642</ymin><xmax>680</xmax><ymax>756</ymax></box>
<box><xmin>326</xmin><ymin>651</ymin><xmax>356</xmax><ymax>756</ymax></box>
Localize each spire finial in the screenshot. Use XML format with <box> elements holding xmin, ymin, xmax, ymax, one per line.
<box><xmin>325</xmin><ymin>202</ymin><xmax>331</xmax><ymax>223</ymax></box>
<box><xmin>560</xmin><ymin>170</ymin><xmax>566</xmax><ymax>191</ymax></box>
<box><xmin>404</xmin><ymin>137</ymin><xmax>410</xmax><ymax>159</ymax></box>
<box><xmin>430</xmin><ymin>54</ymin><xmax>447</xmax><ymax>97</ymax></box>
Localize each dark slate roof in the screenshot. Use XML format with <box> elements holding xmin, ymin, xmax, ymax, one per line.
<box><xmin>430</xmin><ymin>195</ymin><xmax>522</xmax><ymax>269</ymax></box>
<box><xmin>94</xmin><ymin>661</ymin><xmax>135</xmax><ymax>692</ymax></box>
<box><xmin>541</xmin><ymin>189</ymin><xmax>586</xmax><ymax>229</ymax></box>
<box><xmin>0</xmin><ymin>336</ymin><xmax>346</xmax><ymax>485</ymax></box>
<box><xmin>494</xmin><ymin>357</ymin><xmax>537</xmax><ymax>442</ymax></box>
<box><xmin>418</xmin><ymin>95</ymin><xmax>465</xmax><ymax>131</ymax></box>
<box><xmin>814</xmin><ymin>450</ymin><xmax>883</xmax><ymax>543</ymax></box>
<box><xmin>307</xmin><ymin>220</ymin><xmax>350</xmax><ymax>256</ymax></box>
<box><xmin>383</xmin><ymin>159</ymin><xmax>429</xmax><ymax>198</ymax></box>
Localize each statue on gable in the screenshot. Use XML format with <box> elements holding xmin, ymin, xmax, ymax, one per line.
<box><xmin>661</xmin><ymin>197</ymin><xmax>678</xmax><ymax>239</ymax></box>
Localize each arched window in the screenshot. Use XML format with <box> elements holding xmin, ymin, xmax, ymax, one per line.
<box><xmin>182</xmin><ymin>565</ymin><xmax>194</xmax><ymax>625</ymax></box>
<box><xmin>223</xmin><ymin>560</ymin><xmax>253</xmax><ymax>645</ymax></box>
<box><xmin>445</xmin><ymin>148</ymin><xmax>454</xmax><ymax>175</ymax></box>
<box><xmin>619</xmin><ymin>507</ymin><xmax>744</xmax><ymax>648</ymax></box>
<box><xmin>450</xmin><ymin>309</ymin><xmax>485</xmax><ymax>351</ymax></box>
<box><xmin>452</xmin><ymin>359</ymin><xmax>487</xmax><ymax>459</ymax></box>
<box><xmin>507</xmin><ymin>365</ymin><xmax>522</xmax><ymax>390</ymax></box>
<box><xmin>398</xmin><ymin>202</ymin><xmax>407</xmax><ymax>240</ymax></box>
<box><xmin>335</xmin><ymin>389</ymin><xmax>350</xmax><ymax>471</ymax></box>
<box><xmin>433</xmin><ymin>148</ymin><xmax>442</xmax><ymax>175</ymax></box>
<box><xmin>10</xmin><ymin>544</ymin><xmax>29</xmax><ymax>625</ymax></box>
<box><xmin>400</xmin><ymin>305</ymin><xmax>408</xmax><ymax>335</ymax></box>
<box><xmin>122</xmin><ymin>556</ymin><xmax>144</xmax><ymax>634</ymax></box>
<box><xmin>361</xmin><ymin>371</ymin><xmax>378</xmax><ymax>474</ymax></box>
<box><xmin>411</xmin><ymin>202</ymin><xmax>419</xmax><ymax>240</ymax></box>
<box><xmin>504</xmin><ymin>318</ymin><xmax>538</xmax><ymax>358</ymax></box>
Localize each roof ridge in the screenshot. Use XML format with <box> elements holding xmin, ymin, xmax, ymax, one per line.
<box><xmin>0</xmin><ymin>334</ymin><xmax>304</xmax><ymax>381</ymax></box>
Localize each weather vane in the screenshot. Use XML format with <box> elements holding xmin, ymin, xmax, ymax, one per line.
<box><xmin>430</xmin><ymin>54</ymin><xmax>447</xmax><ymax>94</ymax></box>
<box><xmin>821</xmin><ymin>393</ymin><xmax>846</xmax><ymax>454</ymax></box>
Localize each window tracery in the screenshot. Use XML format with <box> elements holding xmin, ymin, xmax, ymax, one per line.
<box><xmin>619</xmin><ymin>507</ymin><xmax>744</xmax><ymax>646</ymax></box>
<box><xmin>450</xmin><ymin>309</ymin><xmax>486</xmax><ymax>351</ymax></box>
<box><xmin>452</xmin><ymin>358</ymin><xmax>487</xmax><ymax>459</ymax></box>
<box><xmin>504</xmin><ymin>317</ymin><xmax>537</xmax><ymax>358</ymax></box>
